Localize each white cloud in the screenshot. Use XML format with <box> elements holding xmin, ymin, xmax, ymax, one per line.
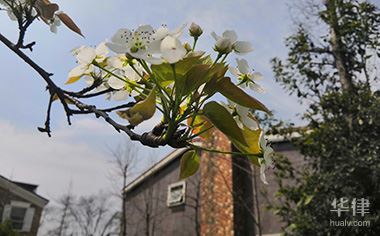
<box><xmin>0</xmin><ymin>119</ymin><xmax>114</xmax><ymax>199</ymax></box>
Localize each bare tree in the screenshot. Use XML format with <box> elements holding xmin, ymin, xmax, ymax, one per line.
<box><xmin>108</xmin><ymin>139</ymin><xmax>139</xmax><ymax>236</ymax></box>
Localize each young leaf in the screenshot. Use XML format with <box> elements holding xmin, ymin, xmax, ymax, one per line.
<box><xmin>182</xmin><ymin>64</ymin><xmax>211</xmax><ymax>95</ymax></box>
<box><xmin>231</xmin><ymin>128</ymin><xmax>262</xmax><ymax>165</ymax></box>
<box><xmin>187</xmin><ymin>115</ymin><xmax>214</xmax><ymax>139</ymax></box>
<box><xmin>116</xmin><ymin>89</ymin><xmax>156</xmax><ymax>126</ymax></box>
<box><xmin>65</xmin><ymin>76</ymin><xmax>81</xmax><ymax>85</ymax></box>
<box><xmin>215</xmin><ymin>77</ymin><xmax>270</xmax><ymax>113</ymax></box>
<box><xmin>35</xmin><ymin>0</ymin><xmax>59</xmax><ymax>22</ymax></box>
<box><xmin>179</xmin><ymin>150</ymin><xmax>200</xmax><ymax>179</ymax></box>
<box><xmin>57</xmin><ymin>12</ymin><xmax>84</xmax><ymax>37</ymax></box>
<box><xmin>203</xmin><ymin>101</ymin><xmax>248</xmax><ymax>146</ymax></box>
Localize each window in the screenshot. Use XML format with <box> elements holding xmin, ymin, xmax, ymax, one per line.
<box><xmin>167</xmin><ymin>181</ymin><xmax>186</xmax><ymax>207</ymax></box>
<box><xmin>1</xmin><ymin>201</ymin><xmax>35</xmax><ymax>232</ymax></box>
<box><xmin>10</xmin><ymin>207</ymin><xmax>27</xmax><ymax>230</ymax></box>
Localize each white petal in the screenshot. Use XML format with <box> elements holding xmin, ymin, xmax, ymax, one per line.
<box><xmin>76</xmin><ymin>47</ymin><xmax>96</xmax><ymax>65</ymax></box>
<box><xmin>249</xmin><ymin>83</ymin><xmax>265</xmax><ymax>93</ymax></box>
<box><xmin>229</xmin><ymin>66</ymin><xmax>240</xmax><ymax>77</ymax></box>
<box><xmin>153</xmin><ymin>26</ymin><xmax>170</xmax><ymax>41</ymax></box>
<box><xmin>252</xmin><ymin>72</ymin><xmax>263</xmax><ymax>81</ymax></box>
<box><xmin>108</xmin><ymin>76</ymin><xmax>126</xmax><ymax>90</ymax></box>
<box><xmin>96</xmin><ymin>42</ymin><xmax>109</xmax><ymax>57</ymax></box>
<box><xmin>106</xmin><ymin>42</ymin><xmax>127</xmax><ymax>54</ymax></box>
<box><xmin>160</xmin><ymin>36</ymin><xmax>186</xmax><ymax>64</ymax></box>
<box><xmin>84</xmin><ymin>76</ymin><xmax>95</xmax><ymax>86</ymax></box>
<box><xmin>236</xmin><ymin>58</ymin><xmax>250</xmax><ymax>74</ymax></box>
<box><xmin>148</xmin><ymin>40</ymin><xmax>162</xmax><ymax>54</ymax></box>
<box><xmin>68</xmin><ymin>64</ymin><xmax>88</xmax><ymax>78</ymax></box>
<box><xmin>170</xmin><ymin>23</ymin><xmax>187</xmax><ymax>38</ymax></box>
<box><xmin>143</xmin><ymin>55</ymin><xmax>164</xmax><ymax>65</ymax></box>
<box><xmin>112</xmin><ymin>90</ymin><xmax>129</xmax><ymax>101</ymax></box>
<box><xmin>124</xmin><ymin>67</ymin><xmax>138</xmax><ymax>81</ymax></box>
<box><xmin>108</xmin><ymin>56</ymin><xmax>124</xmax><ymax>69</ymax></box>
<box><xmin>234</xmin><ymin>41</ymin><xmax>254</xmax><ymax>54</ymax></box>
<box><xmin>211</xmin><ymin>32</ymin><xmax>221</xmax><ymax>41</ymax></box>
<box><xmin>241</xmin><ymin>115</ymin><xmax>259</xmax><ymax>130</ymax></box>
<box><xmin>222</xmin><ymin>30</ymin><xmax>238</xmax><ymax>42</ymax></box>
<box><xmin>259</xmin><ymin>131</ymin><xmax>267</xmax><ymax>149</ymax></box>
<box><xmin>110</xmin><ymin>28</ymin><xmax>132</xmax><ymax>45</ymax></box>
<box><xmin>260</xmin><ymin>164</ymin><xmax>269</xmax><ymax>185</ymax></box>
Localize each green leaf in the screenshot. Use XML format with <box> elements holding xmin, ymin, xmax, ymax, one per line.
<box><xmin>182</xmin><ymin>64</ymin><xmax>211</xmax><ymax>95</ymax></box>
<box><xmin>231</xmin><ymin>128</ymin><xmax>262</xmax><ymax>166</ymax></box>
<box><xmin>215</xmin><ymin>77</ymin><xmax>270</xmax><ymax>113</ymax></box>
<box><xmin>151</xmin><ymin>55</ymin><xmax>204</xmax><ymax>82</ymax></box>
<box><xmin>203</xmin><ymin>63</ymin><xmax>229</xmax><ymax>95</ymax></box>
<box><xmin>179</xmin><ymin>150</ymin><xmax>200</xmax><ymax>179</ymax></box>
<box><xmin>203</xmin><ymin>101</ymin><xmax>248</xmax><ymax>146</ymax></box>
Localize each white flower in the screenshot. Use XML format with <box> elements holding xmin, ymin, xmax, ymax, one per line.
<box><xmin>211</xmin><ymin>30</ymin><xmax>253</xmax><ymax>54</ymax></box>
<box><xmin>106</xmin><ymin>25</ymin><xmax>156</xmax><ymax>60</ymax></box>
<box><xmin>68</xmin><ymin>43</ymin><xmax>108</xmax><ymax>79</ymax></box>
<box><xmin>49</xmin><ymin>14</ymin><xmax>61</xmax><ymax>33</ymax></box>
<box><xmin>150</xmin><ymin>24</ymin><xmax>187</xmax><ymax>64</ymax></box>
<box><xmin>229</xmin><ymin>58</ymin><xmax>265</xmax><ymax>93</ymax></box>
<box><xmin>160</xmin><ymin>35</ymin><xmax>187</xmax><ymax>64</ymax></box>
<box><xmin>258</xmin><ymin>131</ymin><xmax>274</xmax><ymax>185</ymax></box>
<box><xmin>222</xmin><ymin>100</ymin><xmax>259</xmax><ymax>131</ymax></box>
<box><xmin>107</xmin><ymin>65</ymin><xmax>142</xmax><ymax>101</ymax></box>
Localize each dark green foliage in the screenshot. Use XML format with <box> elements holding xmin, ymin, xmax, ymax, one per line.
<box><xmin>270</xmin><ymin>0</ymin><xmax>380</xmax><ymax>235</ymax></box>
<box><xmin>0</xmin><ymin>220</ymin><xmax>19</xmax><ymax>236</ymax></box>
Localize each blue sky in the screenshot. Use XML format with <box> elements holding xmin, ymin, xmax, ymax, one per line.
<box><xmin>0</xmin><ymin>0</ymin><xmax>306</xmax><ymax>200</ymax></box>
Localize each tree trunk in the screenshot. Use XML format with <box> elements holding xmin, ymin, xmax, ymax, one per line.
<box><xmin>325</xmin><ymin>0</ymin><xmax>354</xmax><ymax>93</ymax></box>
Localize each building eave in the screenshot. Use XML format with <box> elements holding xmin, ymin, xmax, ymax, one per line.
<box><xmin>0</xmin><ymin>175</ymin><xmax>49</xmax><ymax>208</ymax></box>
<box><xmin>124</xmin><ymin>148</ymin><xmax>189</xmax><ymax>194</ymax></box>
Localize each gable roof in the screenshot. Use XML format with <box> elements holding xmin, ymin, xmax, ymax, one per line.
<box><xmin>124</xmin><ymin>148</ymin><xmax>188</xmax><ymax>194</ymax></box>
<box><xmin>0</xmin><ymin>175</ymin><xmax>49</xmax><ymax>208</ymax></box>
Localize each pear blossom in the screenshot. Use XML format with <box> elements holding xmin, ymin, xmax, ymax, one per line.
<box><xmin>150</xmin><ymin>24</ymin><xmax>187</xmax><ymax>64</ymax></box>
<box><xmin>258</xmin><ymin>131</ymin><xmax>274</xmax><ymax>185</ymax></box>
<box><xmin>107</xmin><ymin>65</ymin><xmax>142</xmax><ymax>101</ymax></box>
<box><xmin>106</xmin><ymin>25</ymin><xmax>157</xmax><ymax>60</ymax></box>
<box><xmin>230</xmin><ymin>58</ymin><xmax>265</xmax><ymax>93</ymax></box>
<box><xmin>223</xmin><ymin>100</ymin><xmax>259</xmax><ymax>130</ymax></box>
<box><xmin>68</xmin><ymin>43</ymin><xmax>109</xmax><ymax>79</ymax></box>
<box><xmin>211</xmin><ymin>30</ymin><xmax>253</xmax><ymax>54</ymax></box>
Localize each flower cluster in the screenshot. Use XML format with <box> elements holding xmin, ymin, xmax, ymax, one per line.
<box><xmin>67</xmin><ymin>23</ymin><xmax>274</xmax><ymax>182</ymax></box>
<box><xmin>0</xmin><ymin>0</ymin><xmax>82</xmax><ymax>35</ymax></box>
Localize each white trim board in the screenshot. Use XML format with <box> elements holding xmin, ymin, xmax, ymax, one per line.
<box><xmin>0</xmin><ymin>176</ymin><xmax>48</xmax><ymax>208</ymax></box>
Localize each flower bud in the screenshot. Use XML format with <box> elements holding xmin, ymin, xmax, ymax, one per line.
<box><xmin>214</xmin><ymin>38</ymin><xmax>233</xmax><ymax>54</ymax></box>
<box><xmin>183</xmin><ymin>42</ymin><xmax>192</xmax><ymax>52</ymax></box>
<box><xmin>189</xmin><ymin>22</ymin><xmax>203</xmax><ymax>38</ymax></box>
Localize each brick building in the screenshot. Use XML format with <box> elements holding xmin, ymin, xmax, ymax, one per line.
<box><xmin>0</xmin><ymin>175</ymin><xmax>48</xmax><ymax>236</ymax></box>
<box><xmin>123</xmin><ymin>131</ymin><xmax>302</xmax><ymax>236</ymax></box>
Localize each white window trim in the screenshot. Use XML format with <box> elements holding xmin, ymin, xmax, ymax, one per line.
<box><xmin>167</xmin><ymin>181</ymin><xmax>186</xmax><ymax>207</ymax></box>
<box><xmin>2</xmin><ymin>201</ymin><xmax>35</xmax><ymax>232</ymax></box>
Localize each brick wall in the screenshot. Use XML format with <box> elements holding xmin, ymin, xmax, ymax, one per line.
<box><xmin>199</xmin><ymin>130</ymin><xmax>234</xmax><ymax>236</ymax></box>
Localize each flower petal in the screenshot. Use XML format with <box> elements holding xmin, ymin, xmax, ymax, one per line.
<box><xmin>211</xmin><ymin>32</ymin><xmax>221</xmax><ymax>41</ymax></box>
<box><xmin>252</xmin><ymin>72</ymin><xmax>263</xmax><ymax>81</ymax></box>
<box><xmin>236</xmin><ymin>58</ymin><xmax>250</xmax><ymax>74</ymax></box>
<box><xmin>106</xmin><ymin>42</ymin><xmax>127</xmax><ymax>54</ymax></box>
<box><xmin>260</xmin><ymin>164</ymin><xmax>269</xmax><ymax>185</ymax></box>
<box><xmin>108</xmin><ymin>76</ymin><xmax>126</xmax><ymax>90</ymax></box>
<box><xmin>160</xmin><ymin>36</ymin><xmax>186</xmax><ymax>64</ymax></box>
<box><xmin>229</xmin><ymin>66</ymin><xmax>240</xmax><ymax>77</ymax></box>
<box><xmin>76</xmin><ymin>47</ymin><xmax>96</xmax><ymax>65</ymax></box>
<box><xmin>110</xmin><ymin>28</ymin><xmax>132</xmax><ymax>45</ymax></box>
<box><xmin>112</xmin><ymin>90</ymin><xmax>129</xmax><ymax>101</ymax></box>
<box><xmin>234</xmin><ymin>41</ymin><xmax>254</xmax><ymax>54</ymax></box>
<box><xmin>222</xmin><ymin>30</ymin><xmax>238</xmax><ymax>42</ymax></box>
